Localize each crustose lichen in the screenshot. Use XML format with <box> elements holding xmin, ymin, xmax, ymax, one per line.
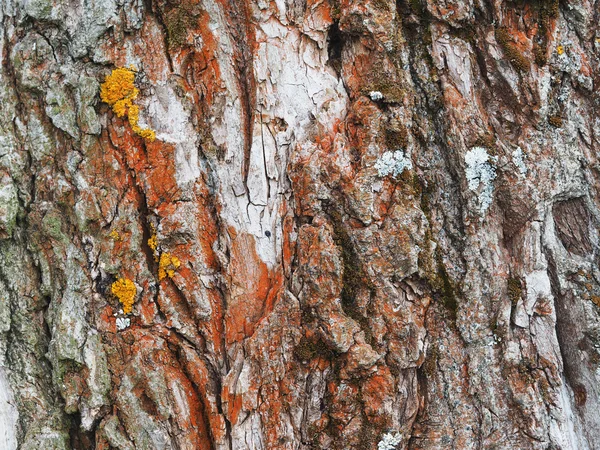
<box><xmin>465</xmin><ymin>147</ymin><xmax>496</xmax><ymax>214</ymax></box>
<box><xmin>100</xmin><ymin>67</ymin><xmax>156</xmax><ymax>142</ymax></box>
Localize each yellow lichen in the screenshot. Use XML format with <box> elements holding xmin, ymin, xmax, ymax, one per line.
<box><xmin>109</xmin><ymin>230</ymin><xmax>121</xmax><ymax>241</ymax></box>
<box><xmin>100</xmin><ymin>67</ymin><xmax>137</xmax><ymax>107</ymax></box>
<box><xmin>100</xmin><ymin>67</ymin><xmax>156</xmax><ymax>142</ymax></box>
<box><xmin>158</xmin><ymin>253</ymin><xmax>181</xmax><ymax>280</ymax></box>
<box><xmin>134</xmin><ymin>127</ymin><xmax>156</xmax><ymax>141</ymax></box>
<box><xmin>127</xmin><ymin>104</ymin><xmax>140</xmax><ymax>125</ymax></box>
<box><xmin>557</xmin><ymin>45</ymin><xmax>564</xmax><ymax>55</ymax></box>
<box><xmin>148</xmin><ymin>225</ymin><xmax>158</xmax><ymax>261</ymax></box>
<box><xmin>111</xmin><ymin>278</ymin><xmax>137</xmax><ymax>314</ymax></box>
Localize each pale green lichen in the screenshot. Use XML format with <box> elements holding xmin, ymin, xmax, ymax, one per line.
<box><xmin>76</xmin><ymin>75</ymin><xmax>102</xmax><ymax>135</ymax></box>
<box><xmin>375</xmin><ymin>150</ymin><xmax>413</xmax><ymax>178</ymax></box>
<box><xmin>0</xmin><ymin>179</ymin><xmax>18</xmax><ymax>239</ymax></box>
<box><xmin>45</xmin><ymin>82</ymin><xmax>80</xmax><ymax>139</ymax></box>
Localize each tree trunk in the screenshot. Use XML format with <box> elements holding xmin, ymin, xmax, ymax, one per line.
<box><xmin>1</xmin><ymin>0</ymin><xmax>599</xmax><ymax>448</ymax></box>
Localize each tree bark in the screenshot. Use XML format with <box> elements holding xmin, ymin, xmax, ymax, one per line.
<box><xmin>1</xmin><ymin>0</ymin><xmax>600</xmax><ymax>448</ymax></box>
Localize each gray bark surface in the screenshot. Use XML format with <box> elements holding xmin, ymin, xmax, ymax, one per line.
<box><xmin>1</xmin><ymin>0</ymin><xmax>600</xmax><ymax>448</ymax></box>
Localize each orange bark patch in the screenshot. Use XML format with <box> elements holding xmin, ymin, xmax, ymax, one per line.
<box><xmin>222</xmin><ymin>385</ymin><xmax>244</xmax><ymax>425</ymax></box>
<box><xmin>225</xmin><ymin>231</ymin><xmax>284</xmax><ymax>345</ymax></box>
<box><xmin>116</xmin><ymin>330</ymin><xmax>213</xmax><ymax>449</ymax></box>
<box><xmin>178</xmin><ymin>344</ymin><xmax>228</xmax><ymax>442</ymax></box>
<box><xmin>362</xmin><ymin>368</ymin><xmax>396</xmax><ymax>427</ymax></box>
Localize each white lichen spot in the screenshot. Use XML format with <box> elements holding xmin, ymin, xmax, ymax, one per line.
<box><xmin>465</xmin><ymin>147</ymin><xmax>496</xmax><ymax>214</ymax></box>
<box><xmin>375</xmin><ymin>150</ymin><xmax>412</xmax><ymax>178</ymax></box>
<box><xmin>369</xmin><ymin>91</ymin><xmax>384</xmax><ymax>101</ymax></box>
<box><xmin>378</xmin><ymin>431</ymin><xmax>402</xmax><ymax>450</ymax></box>
<box><xmin>116</xmin><ymin>317</ymin><xmax>130</xmax><ymax>331</ymax></box>
<box><xmin>512</xmin><ymin>147</ymin><xmax>527</xmax><ymax>176</ymax></box>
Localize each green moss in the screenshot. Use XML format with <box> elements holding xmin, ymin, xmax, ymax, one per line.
<box><xmin>473</xmin><ymin>133</ymin><xmax>496</xmax><ymax>151</ymax></box>
<box><xmin>495</xmin><ymin>27</ymin><xmax>530</xmax><ymax>73</ymax></box>
<box><xmin>534</xmin><ymin>45</ymin><xmax>548</xmax><ymax>66</ymax></box>
<box><xmin>533</xmin><ymin>0</ymin><xmax>559</xmax><ymax>67</ymax></box>
<box><xmin>472</xmin><ymin>133</ymin><xmax>498</xmax><ymax>157</ymax></box>
<box><xmin>409</xmin><ymin>0</ymin><xmax>425</xmax><ymax>16</ymax></box>
<box><xmin>517</xmin><ymin>359</ymin><xmax>536</xmax><ymax>384</ymax></box>
<box><xmin>329</xmin><ymin>0</ymin><xmax>341</xmax><ymax>20</ymax></box>
<box><xmin>419</xmin><ymin>182</ymin><xmax>433</xmax><ymax>220</ymax></box>
<box><xmin>544</xmin><ymin>0</ymin><xmax>560</xmax><ymax>19</ymax></box>
<box><xmin>548</xmin><ymin>115</ymin><xmax>563</xmax><ymax>128</ymax></box>
<box><xmin>327</xmin><ymin>208</ymin><xmax>376</xmax><ymax>346</ymax></box>
<box><xmin>358</xmin><ymin>425</ymin><xmax>379</xmax><ymax>449</ymax></box>
<box><xmin>294</xmin><ymin>336</ymin><xmax>336</xmax><ymax>361</ymax></box>
<box><xmin>419</xmin><ymin>235</ymin><xmax>459</xmax><ymax>321</ymax></box>
<box><xmin>365</xmin><ymin>67</ymin><xmax>405</xmax><ymax>103</ymax></box>
<box><xmin>301</xmin><ymin>304</ymin><xmax>317</xmax><ymax>324</ymax></box>
<box><xmin>294</xmin><ymin>339</ymin><xmax>317</xmax><ymax>360</ymax></box>
<box><xmin>435</xmin><ymin>250</ymin><xmax>458</xmax><ymax>319</ymax></box>
<box><xmin>508</xmin><ymin>277</ymin><xmax>523</xmax><ymax>306</ymax></box>
<box><xmin>165</xmin><ymin>8</ymin><xmax>192</xmax><ymax>48</ymax></box>
<box><xmin>422</xmin><ymin>343</ymin><xmax>439</xmax><ymax>378</ymax></box>
<box><xmin>372</xmin><ymin>0</ymin><xmax>391</xmax><ymax>12</ymax></box>
<box><xmin>385</xmin><ymin>126</ymin><xmax>409</xmax><ymax>149</ymax></box>
<box><xmin>365</xmin><ymin>84</ymin><xmax>405</xmax><ymax>104</ymax></box>
<box><xmin>408</xmin><ymin>173</ymin><xmax>424</xmax><ymax>201</ymax></box>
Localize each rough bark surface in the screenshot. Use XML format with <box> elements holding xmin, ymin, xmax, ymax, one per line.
<box><xmin>1</xmin><ymin>0</ymin><xmax>600</xmax><ymax>448</ymax></box>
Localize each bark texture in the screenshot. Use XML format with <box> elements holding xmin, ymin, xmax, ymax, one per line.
<box><xmin>1</xmin><ymin>0</ymin><xmax>600</xmax><ymax>448</ymax></box>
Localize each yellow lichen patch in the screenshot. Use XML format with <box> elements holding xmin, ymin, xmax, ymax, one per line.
<box><xmin>148</xmin><ymin>224</ymin><xmax>159</xmax><ymax>261</ymax></box>
<box><xmin>111</xmin><ymin>278</ymin><xmax>137</xmax><ymax>314</ymax></box>
<box><xmin>100</xmin><ymin>67</ymin><xmax>156</xmax><ymax>142</ymax></box>
<box><xmin>134</xmin><ymin>127</ymin><xmax>156</xmax><ymax>141</ymax></box>
<box><xmin>100</xmin><ymin>67</ymin><xmax>137</xmax><ymax>107</ymax></box>
<box><xmin>557</xmin><ymin>45</ymin><xmax>565</xmax><ymax>55</ymax></box>
<box><xmin>158</xmin><ymin>253</ymin><xmax>181</xmax><ymax>280</ymax></box>
<box><xmin>109</xmin><ymin>230</ymin><xmax>121</xmax><ymax>241</ymax></box>
<box><xmin>148</xmin><ymin>234</ymin><xmax>158</xmax><ymax>255</ymax></box>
